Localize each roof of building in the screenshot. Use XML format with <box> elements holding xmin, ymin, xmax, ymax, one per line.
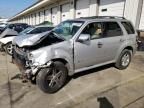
<box><xmin>9</xmin><ymin>0</ymin><xmax>56</xmax><ymax>21</ymax></box>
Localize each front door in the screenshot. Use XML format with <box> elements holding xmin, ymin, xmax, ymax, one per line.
<box><xmin>74</xmin><ymin>22</ymin><xmax>105</xmax><ymax>69</ymax></box>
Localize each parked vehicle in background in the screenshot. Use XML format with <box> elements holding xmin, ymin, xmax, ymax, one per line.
<box><xmin>0</xmin><ymin>23</ymin><xmax>29</xmax><ymax>55</ymax></box>
<box><xmin>13</xmin><ymin>16</ymin><xmax>137</xmax><ymax>93</ymax></box>
<box><xmin>136</xmin><ymin>31</ymin><xmax>144</xmax><ymax>51</ymax></box>
<box><xmin>0</xmin><ymin>18</ymin><xmax>8</xmax><ymax>34</ymax></box>
<box><xmin>0</xmin><ymin>22</ymin><xmax>7</xmax><ymax>28</ymax></box>
<box><xmin>0</xmin><ymin>27</ymin><xmax>5</xmax><ymax>34</ymax></box>
<box><xmin>0</xmin><ymin>25</ymin><xmax>54</xmax><ymax>55</ymax></box>
<box><xmin>0</xmin><ymin>23</ymin><xmax>7</xmax><ymax>34</ymax></box>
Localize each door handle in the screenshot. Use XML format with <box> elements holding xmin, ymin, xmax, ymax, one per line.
<box><xmin>97</xmin><ymin>42</ymin><xmax>103</xmax><ymax>48</ymax></box>
<box><xmin>120</xmin><ymin>38</ymin><xmax>125</xmax><ymax>42</ymax></box>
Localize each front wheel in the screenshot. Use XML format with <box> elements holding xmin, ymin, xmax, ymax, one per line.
<box><xmin>5</xmin><ymin>42</ymin><xmax>13</xmax><ymax>55</ymax></box>
<box><xmin>36</xmin><ymin>61</ymin><xmax>68</xmax><ymax>93</ymax></box>
<box><xmin>115</xmin><ymin>49</ymin><xmax>132</xmax><ymax>70</ymax></box>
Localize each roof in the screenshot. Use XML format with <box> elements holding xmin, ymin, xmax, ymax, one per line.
<box><xmin>68</xmin><ymin>16</ymin><xmax>128</xmax><ymax>22</ymax></box>
<box><xmin>35</xmin><ymin>25</ymin><xmax>54</xmax><ymax>28</ymax></box>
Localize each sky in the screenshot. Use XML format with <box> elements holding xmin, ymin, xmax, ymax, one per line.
<box><xmin>0</xmin><ymin>0</ymin><xmax>37</xmax><ymax>19</ymax></box>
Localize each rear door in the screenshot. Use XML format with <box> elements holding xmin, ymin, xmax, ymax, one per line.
<box><xmin>101</xmin><ymin>21</ymin><xmax>125</xmax><ymax>62</ymax></box>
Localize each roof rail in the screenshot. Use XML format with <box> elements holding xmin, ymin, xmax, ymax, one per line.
<box><xmin>80</xmin><ymin>16</ymin><xmax>126</xmax><ymax>19</ymax></box>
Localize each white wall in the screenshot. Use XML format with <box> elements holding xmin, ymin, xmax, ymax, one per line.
<box><xmin>9</xmin><ymin>0</ymin><xmax>144</xmax><ymax>30</ymax></box>
<box><xmin>99</xmin><ymin>0</ymin><xmax>125</xmax><ymax>17</ymax></box>
<box><xmin>139</xmin><ymin>1</ymin><xmax>144</xmax><ymax>30</ymax></box>
<box><xmin>45</xmin><ymin>9</ymin><xmax>51</xmax><ymax>22</ymax></box>
<box><xmin>124</xmin><ymin>0</ymin><xmax>139</xmax><ymax>26</ymax></box>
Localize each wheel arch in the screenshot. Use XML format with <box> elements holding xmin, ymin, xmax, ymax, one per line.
<box><xmin>51</xmin><ymin>58</ymin><xmax>73</xmax><ymax>76</ymax></box>
<box><xmin>123</xmin><ymin>46</ymin><xmax>133</xmax><ymax>53</ymax></box>
<box><xmin>115</xmin><ymin>45</ymin><xmax>134</xmax><ymax>63</ymax></box>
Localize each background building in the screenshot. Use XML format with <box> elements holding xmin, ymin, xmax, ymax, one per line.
<box><xmin>8</xmin><ymin>0</ymin><xmax>144</xmax><ymax>30</ymax></box>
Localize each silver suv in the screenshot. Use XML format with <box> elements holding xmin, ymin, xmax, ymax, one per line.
<box><xmin>13</xmin><ymin>16</ymin><xmax>137</xmax><ymax>93</ymax></box>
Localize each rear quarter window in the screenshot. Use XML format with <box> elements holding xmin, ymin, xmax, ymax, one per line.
<box><xmin>121</xmin><ymin>22</ymin><xmax>135</xmax><ymax>34</ymax></box>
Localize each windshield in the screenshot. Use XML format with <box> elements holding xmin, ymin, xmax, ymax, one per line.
<box><xmin>52</xmin><ymin>21</ymin><xmax>84</xmax><ymax>40</ymax></box>
<box><xmin>19</xmin><ymin>27</ymin><xmax>34</xmax><ymax>35</ymax></box>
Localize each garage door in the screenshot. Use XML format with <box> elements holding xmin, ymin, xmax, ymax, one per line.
<box><xmin>61</xmin><ymin>3</ymin><xmax>71</xmax><ymax>21</ymax></box>
<box><xmin>52</xmin><ymin>7</ymin><xmax>58</xmax><ymax>25</ymax></box>
<box><xmin>139</xmin><ymin>1</ymin><xmax>144</xmax><ymax>30</ymax></box>
<box><xmin>99</xmin><ymin>0</ymin><xmax>125</xmax><ymax>17</ymax></box>
<box><xmin>76</xmin><ymin>0</ymin><xmax>90</xmax><ymax>18</ymax></box>
<box><xmin>45</xmin><ymin>9</ymin><xmax>51</xmax><ymax>22</ymax></box>
<box><xmin>36</xmin><ymin>13</ymin><xmax>40</xmax><ymax>25</ymax></box>
<box><xmin>32</xmin><ymin>14</ymin><xmax>35</xmax><ymax>25</ymax></box>
<box><xmin>30</xmin><ymin>15</ymin><xmax>32</xmax><ymax>25</ymax></box>
<box><xmin>40</xmin><ymin>11</ymin><xmax>44</xmax><ymax>23</ymax></box>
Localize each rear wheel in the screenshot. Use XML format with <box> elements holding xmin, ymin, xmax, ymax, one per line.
<box><xmin>5</xmin><ymin>42</ymin><xmax>13</xmax><ymax>55</ymax></box>
<box><xmin>115</xmin><ymin>49</ymin><xmax>132</xmax><ymax>70</ymax></box>
<box><xmin>36</xmin><ymin>61</ymin><xmax>68</xmax><ymax>93</ymax></box>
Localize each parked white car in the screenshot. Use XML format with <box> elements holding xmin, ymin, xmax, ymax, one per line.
<box><xmin>0</xmin><ymin>25</ymin><xmax>54</xmax><ymax>55</ymax></box>
<box><xmin>0</xmin><ymin>22</ymin><xmax>7</xmax><ymax>28</ymax></box>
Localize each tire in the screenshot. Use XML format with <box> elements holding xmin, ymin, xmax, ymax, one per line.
<box><xmin>5</xmin><ymin>42</ymin><xmax>13</xmax><ymax>55</ymax></box>
<box><xmin>115</xmin><ymin>49</ymin><xmax>132</xmax><ymax>70</ymax></box>
<box><xmin>36</xmin><ymin>61</ymin><xmax>68</xmax><ymax>93</ymax></box>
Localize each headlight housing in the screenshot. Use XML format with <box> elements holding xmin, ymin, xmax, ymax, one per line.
<box><xmin>27</xmin><ymin>52</ymin><xmax>33</xmax><ymax>59</ymax></box>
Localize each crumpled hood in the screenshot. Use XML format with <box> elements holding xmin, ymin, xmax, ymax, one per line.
<box><xmin>14</xmin><ymin>31</ymin><xmax>50</xmax><ymax>47</ymax></box>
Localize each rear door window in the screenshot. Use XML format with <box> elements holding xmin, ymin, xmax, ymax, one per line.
<box><xmin>102</xmin><ymin>22</ymin><xmax>123</xmax><ymax>37</ymax></box>
<box><xmin>121</xmin><ymin>22</ymin><xmax>135</xmax><ymax>34</ymax></box>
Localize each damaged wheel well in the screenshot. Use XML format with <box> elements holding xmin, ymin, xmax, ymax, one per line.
<box><xmin>124</xmin><ymin>46</ymin><xmax>133</xmax><ymax>53</ymax></box>
<box><xmin>52</xmin><ymin>58</ymin><xmax>68</xmax><ymax>65</ymax></box>
<box><xmin>52</xmin><ymin>58</ymin><xmax>70</xmax><ymax>74</ymax></box>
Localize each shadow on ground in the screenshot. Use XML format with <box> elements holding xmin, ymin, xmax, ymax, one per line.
<box><xmin>72</xmin><ymin>64</ymin><xmax>113</xmax><ymax>79</ymax></box>
<box><xmin>98</xmin><ymin>97</ymin><xmax>114</xmax><ymax>108</ymax></box>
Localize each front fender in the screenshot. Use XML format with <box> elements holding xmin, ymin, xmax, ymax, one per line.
<box><xmin>52</xmin><ymin>48</ymin><xmax>74</xmax><ymax>75</ymax></box>
<box><xmin>29</xmin><ymin>44</ymin><xmax>74</xmax><ymax>75</ymax></box>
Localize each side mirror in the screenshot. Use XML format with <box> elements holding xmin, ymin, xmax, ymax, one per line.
<box><xmin>78</xmin><ymin>34</ymin><xmax>90</xmax><ymax>43</ymax></box>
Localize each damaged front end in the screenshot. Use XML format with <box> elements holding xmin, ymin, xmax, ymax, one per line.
<box><xmin>13</xmin><ymin>32</ymin><xmax>65</xmax><ymax>81</ymax></box>
<box><xmin>13</xmin><ymin>45</ymin><xmax>54</xmax><ymax>81</ymax></box>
